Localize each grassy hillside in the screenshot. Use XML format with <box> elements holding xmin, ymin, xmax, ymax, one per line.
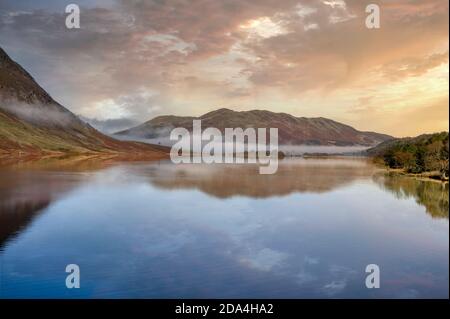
<box><xmin>0</xmin><ymin>109</ymin><xmax>169</xmax><ymax>158</ymax></box>
<box><xmin>368</xmin><ymin>132</ymin><xmax>449</xmax><ymax>179</ymax></box>
<box><xmin>0</xmin><ymin>46</ymin><xmax>169</xmax><ymax>159</ymax></box>
<box><xmin>116</xmin><ymin>108</ymin><xmax>393</xmax><ymax>146</ymax></box>
<box><xmin>0</xmin><ymin>110</ymin><xmax>92</xmax><ymax>154</ymax></box>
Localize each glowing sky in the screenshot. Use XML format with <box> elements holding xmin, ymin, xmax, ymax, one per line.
<box><xmin>0</xmin><ymin>0</ymin><xmax>448</xmax><ymax>136</ymax></box>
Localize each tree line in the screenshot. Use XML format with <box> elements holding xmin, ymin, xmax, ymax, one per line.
<box><xmin>374</xmin><ymin>132</ymin><xmax>449</xmax><ymax>179</ymax></box>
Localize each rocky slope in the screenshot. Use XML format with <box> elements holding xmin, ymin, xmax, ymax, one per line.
<box><xmin>0</xmin><ymin>47</ymin><xmax>167</xmax><ymax>158</ymax></box>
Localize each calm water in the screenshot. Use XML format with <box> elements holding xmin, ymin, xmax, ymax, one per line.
<box><xmin>0</xmin><ymin>158</ymin><xmax>448</xmax><ymax>298</ymax></box>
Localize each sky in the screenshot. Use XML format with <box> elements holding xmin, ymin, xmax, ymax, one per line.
<box><xmin>0</xmin><ymin>0</ymin><xmax>448</xmax><ymax>137</ymax></box>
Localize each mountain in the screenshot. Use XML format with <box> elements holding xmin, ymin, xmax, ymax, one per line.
<box><xmin>0</xmin><ymin>47</ymin><xmax>167</xmax><ymax>158</ymax></box>
<box><xmin>116</xmin><ymin>108</ymin><xmax>393</xmax><ymax>146</ymax></box>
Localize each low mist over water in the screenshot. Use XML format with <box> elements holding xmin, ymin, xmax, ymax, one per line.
<box><xmin>114</xmin><ymin>133</ymin><xmax>370</xmax><ymax>155</ymax></box>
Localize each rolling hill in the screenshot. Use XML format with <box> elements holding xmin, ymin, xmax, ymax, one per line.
<box><xmin>116</xmin><ymin>108</ymin><xmax>393</xmax><ymax>146</ymax></box>
<box><xmin>367</xmin><ymin>132</ymin><xmax>449</xmax><ymax>178</ymax></box>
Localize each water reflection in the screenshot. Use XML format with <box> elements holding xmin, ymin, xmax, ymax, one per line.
<box><xmin>0</xmin><ymin>169</ymin><xmax>84</xmax><ymax>249</ymax></box>
<box><xmin>374</xmin><ymin>173</ymin><xmax>449</xmax><ymax>219</ymax></box>
<box><xmin>0</xmin><ymin>158</ymin><xmax>448</xmax><ymax>298</ymax></box>
<box><xmin>0</xmin><ymin>200</ymin><xmax>49</xmax><ymax>251</ymax></box>
<box><xmin>143</xmin><ymin>158</ymin><xmax>379</xmax><ymax>198</ymax></box>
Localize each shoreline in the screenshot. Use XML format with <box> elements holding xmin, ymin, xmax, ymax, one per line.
<box><xmin>382</xmin><ymin>167</ymin><xmax>449</xmax><ymax>183</ymax></box>
<box><xmin>288</xmin><ymin>154</ymin><xmax>449</xmax><ymax>183</ymax></box>
<box><xmin>0</xmin><ymin>146</ymin><xmax>170</xmax><ymax>168</ymax></box>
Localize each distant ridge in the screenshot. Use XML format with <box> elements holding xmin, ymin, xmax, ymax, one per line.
<box><xmin>116</xmin><ymin>108</ymin><xmax>393</xmax><ymax>146</ymax></box>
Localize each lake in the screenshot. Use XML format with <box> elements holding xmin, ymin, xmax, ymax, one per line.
<box><xmin>0</xmin><ymin>157</ymin><xmax>448</xmax><ymax>298</ymax></box>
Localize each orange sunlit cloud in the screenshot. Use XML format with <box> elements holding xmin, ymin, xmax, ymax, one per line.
<box><xmin>0</xmin><ymin>0</ymin><xmax>448</xmax><ymax>136</ymax></box>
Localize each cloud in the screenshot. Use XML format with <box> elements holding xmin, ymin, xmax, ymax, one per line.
<box><xmin>240</xmin><ymin>248</ymin><xmax>288</xmax><ymax>272</ymax></box>
<box><xmin>0</xmin><ymin>98</ymin><xmax>79</xmax><ymax>127</ymax></box>
<box><xmin>0</xmin><ymin>0</ymin><xmax>447</xmax><ymax>136</ymax></box>
<box><xmin>78</xmin><ymin>88</ymin><xmax>162</xmax><ymax>121</ymax></box>
<box><xmin>347</xmin><ymin>95</ymin><xmax>449</xmax><ymax>137</ymax></box>
<box><xmin>321</xmin><ymin>280</ymin><xmax>347</xmax><ymax>296</ymax></box>
<box><xmin>380</xmin><ymin>52</ymin><xmax>449</xmax><ymax>80</ymax></box>
<box><xmin>241</xmin><ymin>0</ymin><xmax>448</xmax><ymax>92</ymax></box>
<box><xmin>79</xmin><ymin>116</ymin><xmax>139</xmax><ymax>134</ymax></box>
